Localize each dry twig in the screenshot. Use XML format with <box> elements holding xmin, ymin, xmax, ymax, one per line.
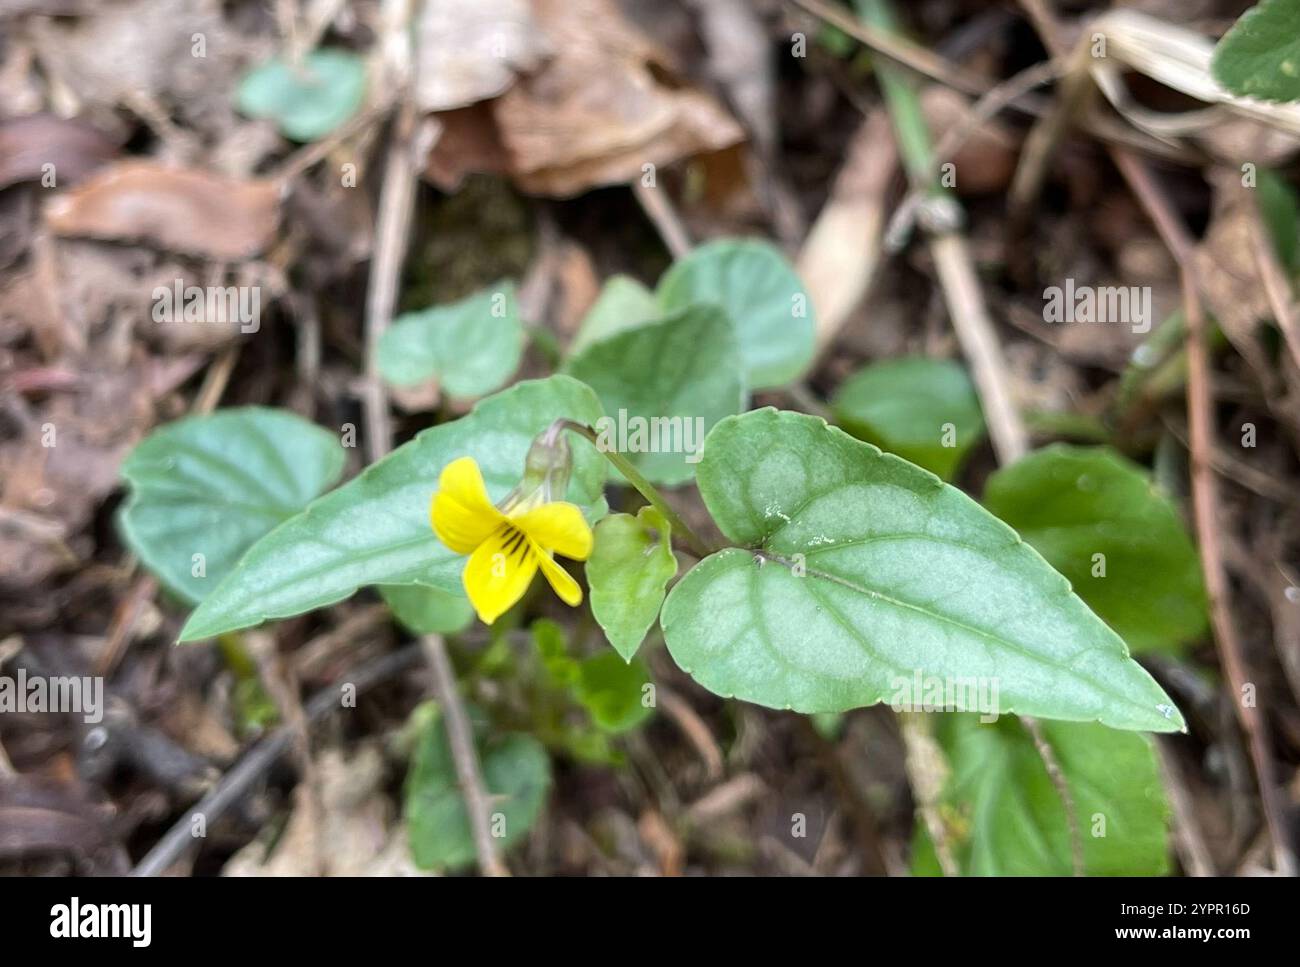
<box><xmin>1111</xmin><ymin>83</ymin><xmax>1299</xmax><ymax>886</ymax></box>
<box><xmin>422</xmin><ymin>635</ymin><xmax>509</xmax><ymax>877</ymax></box>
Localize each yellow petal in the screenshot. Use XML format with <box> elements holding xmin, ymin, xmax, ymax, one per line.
<box><xmin>462</xmin><ymin>523</ymin><xmax>539</xmax><ymax>624</ymax></box>
<box><xmin>431</xmin><ymin>457</ymin><xmax>504</xmax><ymax>555</ymax></box>
<box><xmin>534</xmin><ymin>544</ymin><xmax>583</xmax><ymax>606</ymax></box>
<box><xmin>511</xmin><ymin>501</ymin><xmax>593</xmax><ymax>560</ymax></box>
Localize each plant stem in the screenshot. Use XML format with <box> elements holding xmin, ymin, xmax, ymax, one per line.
<box><xmin>857</xmin><ymin>0</ymin><xmax>936</xmax><ymax>189</ymax></box>
<box><xmin>423</xmin><ymin>634</ymin><xmax>510</xmax><ymax>877</ymax></box>
<box><xmin>553</xmin><ymin>420</ymin><xmax>714</xmax><ymax>559</ymax></box>
<box><xmin>855</xmin><ymin>0</ymin><xmax>1028</xmax><ymax>463</ymax></box>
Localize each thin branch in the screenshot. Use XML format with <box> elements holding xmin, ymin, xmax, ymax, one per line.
<box><xmin>634</xmin><ymin>180</ymin><xmax>692</xmax><ymax>259</ymax></box>
<box><xmin>789</xmin><ymin>0</ymin><xmax>989</xmax><ymax>97</ymax></box>
<box><xmin>1247</xmin><ymin>203</ymin><xmax>1300</xmax><ymax>375</ymax></box>
<box><xmin>657</xmin><ymin>685</ymin><xmax>724</xmax><ymax>780</ymax></box>
<box><xmin>898</xmin><ymin>711</ymin><xmax>958</xmax><ymax>876</ymax></box>
<box><xmin>858</xmin><ymin>0</ymin><xmax>1029</xmax><ymax>463</ymax></box>
<box><xmin>133</xmin><ymin>644</ymin><xmax>423</xmax><ymax>876</ymax></box>
<box><xmin>892</xmin><ymin>59</ymin><xmax>1059</xmax><ymax>245</ymax></box>
<box><xmin>1016</xmin><ymin>0</ymin><xmax>1297</xmax><ymax>877</ymax></box>
<box><xmin>929</xmin><ymin>233</ymin><xmax>1030</xmax><ymax>462</ymax></box>
<box><xmin>1022</xmin><ymin>716</ymin><xmax>1083</xmax><ymax>875</ymax></box>
<box><xmin>788</xmin><ymin>0</ymin><xmax>1190</xmax><ymax>164</ymax></box>
<box><xmin>1157</xmin><ymin>739</ymin><xmax>1217</xmax><ymax>876</ymax></box>
<box><xmin>361</xmin><ymin>101</ymin><xmax>429</xmax><ymax>465</ymax></box>
<box><xmin>357</xmin><ymin>0</ymin><xmax>506</xmax><ymax>878</ymax></box>
<box><xmin>1006</xmin><ymin>38</ymin><xmax>1096</xmax><ymax>235</ymax></box>
<box><xmin>423</xmin><ymin>634</ymin><xmax>509</xmax><ymax>877</ymax></box>
<box><xmin>1113</xmin><ymin>146</ymin><xmax>1298</xmax><ymax>879</ymax></box>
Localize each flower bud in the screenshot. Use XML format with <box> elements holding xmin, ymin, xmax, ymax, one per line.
<box><xmin>499</xmin><ymin>425</ymin><xmax>572</xmax><ymax>513</ymax></box>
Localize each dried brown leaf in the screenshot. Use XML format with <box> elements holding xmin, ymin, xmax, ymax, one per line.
<box><xmin>0</xmin><ymin>776</ymin><xmax>124</xmax><ymax>870</ymax></box>
<box><xmin>427</xmin><ymin>0</ymin><xmax>744</xmax><ymax>197</ymax></box>
<box><xmin>44</xmin><ymin>161</ymin><xmax>281</xmax><ymax>260</ymax></box>
<box><xmin>222</xmin><ymin>745</ymin><xmax>424</xmax><ymax>877</ymax></box>
<box><xmin>415</xmin><ymin>0</ymin><xmax>549</xmax><ymax>112</ymax></box>
<box><xmin>424</xmin><ymin>104</ymin><xmax>512</xmax><ymax>192</ymax></box>
<box><xmin>0</xmin><ymin>114</ymin><xmax>120</xmax><ymax>190</ymax></box>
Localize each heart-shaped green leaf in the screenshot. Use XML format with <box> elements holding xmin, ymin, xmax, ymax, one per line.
<box><xmin>1211</xmin><ymin>0</ymin><xmax>1300</xmax><ymax>103</ymax></box>
<box><xmin>657</xmin><ymin>238</ymin><xmax>815</xmax><ymax>389</ymax></box>
<box><xmin>569</xmin><ymin>275</ymin><xmax>659</xmax><ymax>356</ymax></box>
<box><xmin>588</xmin><ymin>507</ymin><xmax>678</xmax><ymax>661</ymax></box>
<box><xmin>832</xmin><ymin>357</ymin><xmax>985</xmax><ymax>481</ymax></box>
<box><xmin>404</xmin><ymin>703</ymin><xmax>550</xmax><ymax>871</ymax></box>
<box><xmin>912</xmin><ymin>715</ymin><xmax>1169</xmax><ymax>875</ymax></box>
<box><xmin>237</xmin><ymin>48</ymin><xmax>367</xmax><ymax>142</ymax></box>
<box><xmin>179</xmin><ymin>375</ymin><xmax>606</xmax><ymax>641</ymax></box>
<box><xmin>661</xmin><ymin>409</ymin><xmax>1184</xmax><ymax>732</ymax></box>
<box><xmin>983</xmin><ymin>446</ymin><xmax>1207</xmax><ymax>655</ymax></box>
<box><xmin>566</xmin><ymin>304</ymin><xmax>744</xmax><ymax>484</ymax></box>
<box><xmin>119</xmin><ymin>407</ymin><xmax>346</xmax><ymax>605</ymax></box>
<box><xmin>379</xmin><ymin>583</ymin><xmax>475</xmax><ymax>635</ymax></box>
<box><xmin>378</xmin><ymin>281</ymin><xmax>523</xmax><ymax>398</ymax></box>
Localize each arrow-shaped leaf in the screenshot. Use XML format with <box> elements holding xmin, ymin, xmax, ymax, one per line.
<box><xmin>180</xmin><ymin>375</ymin><xmax>606</xmax><ymax>641</ymax></box>
<box><xmin>661</xmin><ymin>410</ymin><xmax>1184</xmax><ymax>732</ymax></box>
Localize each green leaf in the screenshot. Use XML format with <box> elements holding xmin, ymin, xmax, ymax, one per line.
<box><xmin>588</xmin><ymin>507</ymin><xmax>678</xmax><ymax>661</ymax></box>
<box><xmin>983</xmin><ymin>446</ymin><xmax>1207</xmax><ymax>655</ymax></box>
<box><xmin>657</xmin><ymin>238</ymin><xmax>815</xmax><ymax>389</ymax></box>
<box><xmin>568</xmin><ymin>275</ymin><xmax>659</xmax><ymax>356</ymax></box>
<box><xmin>404</xmin><ymin>703</ymin><xmax>550</xmax><ymax>871</ymax></box>
<box><xmin>379</xmin><ymin>583</ymin><xmax>475</xmax><ymax>635</ymax></box>
<box><xmin>1258</xmin><ymin>168</ymin><xmax>1300</xmax><ymax>272</ymax></box>
<box><xmin>532</xmin><ymin>618</ymin><xmax>579</xmax><ymax>685</ymax></box>
<box><xmin>1212</xmin><ymin>0</ymin><xmax>1300</xmax><ymax>103</ymax></box>
<box><xmin>179</xmin><ymin>376</ymin><xmax>606</xmax><ymax>641</ymax></box>
<box><xmin>530</xmin><ymin>621</ymin><xmax>651</xmax><ymax>743</ymax></box>
<box><xmin>832</xmin><ymin>357</ymin><xmax>985</xmax><ymax>481</ymax></box>
<box><xmin>119</xmin><ymin>407</ymin><xmax>345</xmax><ymax>605</ymax></box>
<box><xmin>660</xmin><ymin>409</ymin><xmax>1184</xmax><ymax>732</ymax></box>
<box><xmin>566</xmin><ymin>305</ymin><xmax>745</xmax><ymax>484</ymax></box>
<box><xmin>574</xmin><ymin>651</ymin><xmax>654</xmax><ymax>733</ymax></box>
<box><xmin>236</xmin><ymin>48</ymin><xmax>367</xmax><ymax>141</ymax></box>
<box><xmin>378</xmin><ymin>282</ymin><xmax>524</xmax><ymax>398</ymax></box>
<box><xmin>912</xmin><ymin>715</ymin><xmax>1169</xmax><ymax>875</ymax></box>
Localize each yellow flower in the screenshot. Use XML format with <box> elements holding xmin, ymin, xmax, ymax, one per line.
<box><xmin>430</xmin><ymin>456</ymin><xmax>592</xmax><ymax>624</ymax></box>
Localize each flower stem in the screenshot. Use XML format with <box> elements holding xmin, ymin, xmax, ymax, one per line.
<box><xmin>553</xmin><ymin>420</ymin><xmax>714</xmax><ymax>559</ymax></box>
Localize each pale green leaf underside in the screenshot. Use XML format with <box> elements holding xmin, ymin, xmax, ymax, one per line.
<box><xmin>913</xmin><ymin>715</ymin><xmax>1169</xmax><ymax>875</ymax></box>
<box><xmin>379</xmin><ymin>583</ymin><xmax>475</xmax><ymax>635</ymax></box>
<box><xmin>566</xmin><ymin>304</ymin><xmax>744</xmax><ymax>484</ymax></box>
<box><xmin>378</xmin><ymin>281</ymin><xmax>523</xmax><ymax>398</ymax></box>
<box><xmin>179</xmin><ymin>376</ymin><xmax>606</xmax><ymax>641</ymax></box>
<box><xmin>1211</xmin><ymin>0</ymin><xmax>1300</xmax><ymax>103</ymax></box>
<box><xmin>119</xmin><ymin>407</ymin><xmax>345</xmax><ymax>605</ymax></box>
<box><xmin>405</xmin><ymin>705</ymin><xmax>550</xmax><ymax>871</ymax></box>
<box><xmin>983</xmin><ymin>445</ymin><xmax>1207</xmax><ymax>655</ymax></box>
<box><xmin>588</xmin><ymin>507</ymin><xmax>678</xmax><ymax>661</ymax></box>
<box><xmin>661</xmin><ymin>410</ymin><xmax>1184</xmax><ymax>732</ymax></box>
<box><xmin>237</xmin><ymin>48</ymin><xmax>367</xmax><ymax>142</ymax></box>
<box><xmin>657</xmin><ymin>238</ymin><xmax>815</xmax><ymax>389</ymax></box>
